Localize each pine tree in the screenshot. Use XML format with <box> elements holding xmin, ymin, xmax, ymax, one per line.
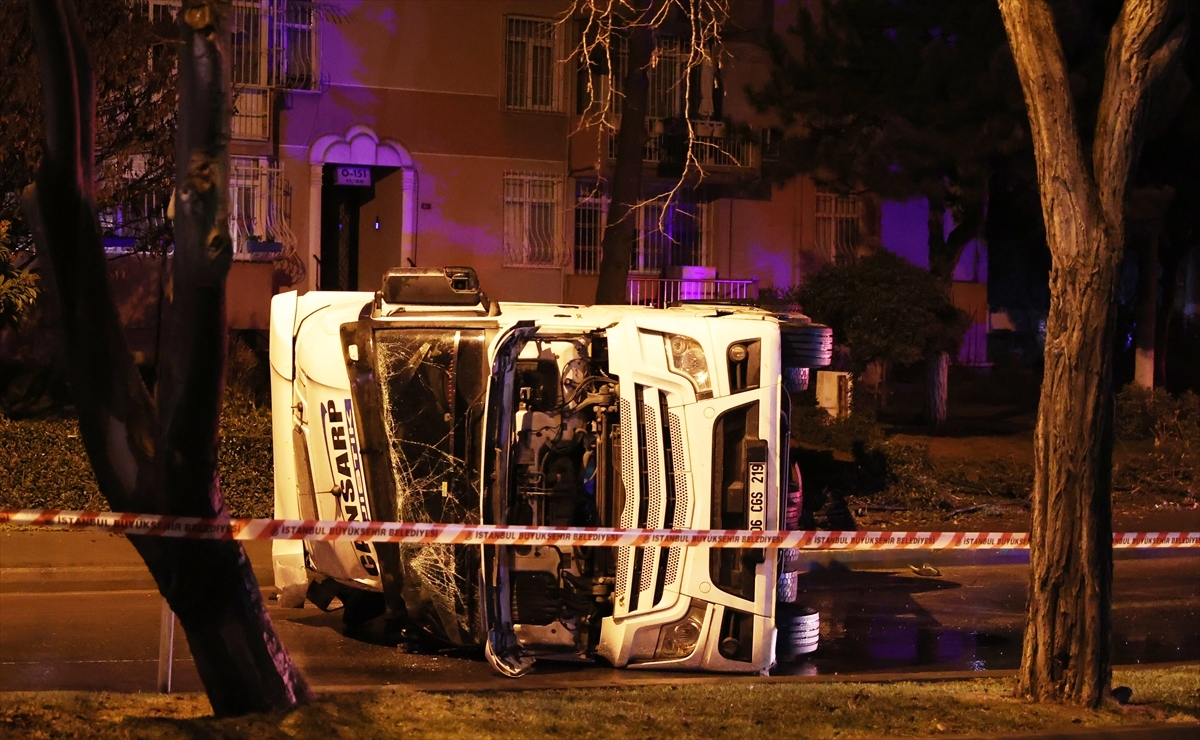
<box><xmin>748</xmin><ymin>0</ymin><xmax>1026</xmax><ymax>423</ymax></box>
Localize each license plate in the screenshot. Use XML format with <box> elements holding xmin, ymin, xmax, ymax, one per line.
<box><xmin>748</xmin><ymin>461</ymin><xmax>767</xmax><ymax>530</ymax></box>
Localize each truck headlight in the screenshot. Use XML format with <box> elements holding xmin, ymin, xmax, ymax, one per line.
<box><xmin>665</xmin><ymin>334</ymin><xmax>713</xmax><ymax>399</ymax></box>
<box><xmin>655</xmin><ymin>601</ymin><xmax>708</xmax><ymax>660</ymax></box>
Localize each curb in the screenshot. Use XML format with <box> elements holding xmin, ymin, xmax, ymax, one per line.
<box><xmin>909</xmin><ymin>723</ymin><xmax>1200</xmax><ymax>740</ymax></box>
<box><xmin>404</xmin><ymin>662</ymin><xmax>1200</xmax><ymax>694</ymax></box>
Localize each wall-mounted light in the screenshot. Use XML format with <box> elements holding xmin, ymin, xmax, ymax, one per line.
<box><xmin>374</xmin><ymin>217</ymin><xmax>380</xmax><ymax>231</ymax></box>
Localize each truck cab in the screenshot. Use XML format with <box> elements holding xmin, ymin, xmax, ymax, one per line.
<box><xmin>269</xmin><ymin>267</ymin><xmax>831</xmax><ymax>676</ymax></box>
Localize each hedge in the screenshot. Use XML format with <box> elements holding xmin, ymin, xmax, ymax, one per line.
<box><xmin>0</xmin><ymin>407</ymin><xmax>275</xmax><ymax>519</ymax></box>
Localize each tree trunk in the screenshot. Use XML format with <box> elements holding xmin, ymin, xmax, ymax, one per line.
<box><xmin>23</xmin><ymin>0</ymin><xmax>311</xmax><ymax>716</ymax></box>
<box><xmin>926</xmin><ymin>352</ymin><xmax>949</xmax><ymax>425</ymax></box>
<box><xmin>595</xmin><ymin>23</ymin><xmax>653</xmax><ymax>305</ymax></box>
<box><xmin>876</xmin><ymin>361</ymin><xmax>890</xmax><ymax>413</ymax></box>
<box><xmin>1024</xmin><ymin>237</ymin><xmax>1118</xmax><ymax>707</ymax></box>
<box><xmin>925</xmin><ymin>193</ymin><xmax>983</xmax><ymax>426</ymax></box>
<box><xmin>998</xmin><ymin>0</ymin><xmax>1183</xmax><ymax>707</ymax></box>
<box><xmin>1127</xmin><ymin>185</ymin><xmax>1175</xmax><ymax>388</ymax></box>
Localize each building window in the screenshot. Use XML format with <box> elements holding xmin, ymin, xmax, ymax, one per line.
<box><xmin>150</xmin><ymin>0</ymin><xmax>318</xmax><ymax>140</ymax></box>
<box><xmin>229</xmin><ymin>157</ymin><xmax>295</xmax><ymax>258</ymax></box>
<box><xmin>504</xmin><ymin>173</ymin><xmax>563</xmax><ymax>267</ymax></box>
<box><xmin>573</xmin><ymin>181</ymin><xmax>606</xmax><ymax>274</ymax></box>
<box><xmin>504</xmin><ymin>16</ymin><xmax>562</xmax><ymax>113</ymax></box>
<box><xmin>572</xmin><ymin>182</ymin><xmax>712</xmax><ymax>275</ymax></box>
<box><xmin>274</xmin><ymin>0</ymin><xmax>318</xmax><ymax>90</ymax></box>
<box><xmin>607</xmin><ymin>35</ymin><xmax>719</xmax><ymax>121</ymax></box>
<box><xmin>815</xmin><ymin>192</ymin><xmax>863</xmax><ymax>264</ymax></box>
<box><xmin>646</xmin><ymin>36</ymin><xmax>688</xmax><ymax>120</ymax></box>
<box><xmin>150</xmin><ymin>0</ymin><xmax>318</xmax><ymax>90</ymax></box>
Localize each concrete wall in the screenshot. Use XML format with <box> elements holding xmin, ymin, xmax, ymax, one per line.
<box><xmin>712</xmin><ymin>178</ymin><xmax>822</xmax><ymax>291</ymax></box>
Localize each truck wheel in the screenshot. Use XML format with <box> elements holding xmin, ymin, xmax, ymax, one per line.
<box><xmin>776</xmin><ymin>605</ymin><xmax>820</xmax><ymax>658</ymax></box>
<box><xmin>780</xmin><ymin>322</ymin><xmax>833</xmax><ymax>369</ymax></box>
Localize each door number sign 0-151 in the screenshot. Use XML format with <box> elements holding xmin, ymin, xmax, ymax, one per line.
<box><xmin>336</xmin><ymin>166</ymin><xmax>371</xmax><ymax>187</ymax></box>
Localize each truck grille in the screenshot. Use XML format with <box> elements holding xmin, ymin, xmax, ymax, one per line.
<box><xmin>662</xmin><ymin>410</ymin><xmax>689</xmax><ymax>592</ymax></box>
<box><xmin>615</xmin><ymin>386</ymin><xmax>690</xmax><ymax>617</ymax></box>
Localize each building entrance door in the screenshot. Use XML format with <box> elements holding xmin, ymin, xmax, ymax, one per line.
<box><xmin>319</xmin><ymin>164</ymin><xmax>398</xmax><ymax>290</ymax></box>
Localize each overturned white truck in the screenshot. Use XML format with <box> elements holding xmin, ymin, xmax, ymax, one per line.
<box><xmin>269</xmin><ymin>267</ymin><xmax>831</xmax><ymax>676</ymax></box>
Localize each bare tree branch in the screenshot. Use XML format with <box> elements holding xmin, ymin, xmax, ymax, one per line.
<box><xmin>1094</xmin><ymin>0</ymin><xmax>1186</xmax><ymax>221</ymax></box>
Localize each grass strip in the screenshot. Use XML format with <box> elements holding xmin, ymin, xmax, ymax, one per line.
<box><xmin>1</xmin><ymin>666</ymin><xmax>1197</xmax><ymax>739</ymax></box>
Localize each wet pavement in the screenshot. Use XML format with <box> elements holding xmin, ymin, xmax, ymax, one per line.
<box><xmin>773</xmin><ymin>558</ymin><xmax>1200</xmax><ymax>677</ymax></box>
<box><xmin>1</xmin><ymin>530</ymin><xmax>1197</xmax><ymax>692</ymax></box>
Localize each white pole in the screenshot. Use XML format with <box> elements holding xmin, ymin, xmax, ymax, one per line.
<box><xmin>157</xmin><ymin>596</ymin><xmax>175</xmax><ymax>693</ymax></box>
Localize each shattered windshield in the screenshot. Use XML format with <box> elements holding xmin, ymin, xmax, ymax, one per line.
<box><xmin>374</xmin><ymin>328</ymin><xmax>488</xmax><ymax>641</ymax></box>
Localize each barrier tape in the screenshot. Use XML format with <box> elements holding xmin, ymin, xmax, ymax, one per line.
<box><xmin>2</xmin><ymin>509</ymin><xmax>1198</xmax><ymax>550</ymax></box>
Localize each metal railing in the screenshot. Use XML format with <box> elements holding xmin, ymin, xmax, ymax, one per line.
<box><xmin>149</xmin><ymin>0</ymin><xmax>316</xmax><ymax>141</ymax></box>
<box><xmin>815</xmin><ymin>192</ymin><xmax>863</xmax><ymax>264</ymax></box>
<box><xmin>627</xmin><ymin>277</ymin><xmax>759</xmax><ymax>307</ymax></box>
<box><xmin>607</xmin><ymin>120</ymin><xmax>755</xmax><ymax>169</ymax></box>
<box><xmin>231</xmin><ymin>85</ymin><xmax>271</xmax><ymax>141</ymax></box>
<box><xmin>503</xmin><ymin>172</ymin><xmax>564</xmax><ymax>268</ymax></box>
<box><xmin>229</xmin><ymin>157</ymin><xmax>295</xmax><ymax>256</ymax></box>
<box><xmin>504</xmin><ymin>16</ymin><xmax>563</xmax><ymax>113</ymax></box>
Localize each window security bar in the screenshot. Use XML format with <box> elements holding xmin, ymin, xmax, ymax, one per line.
<box><xmin>231</xmin><ymin>85</ymin><xmax>271</xmax><ymax>141</ymax></box>
<box><xmin>814</xmin><ymin>193</ymin><xmax>863</xmax><ymax>265</ymax></box>
<box><xmin>572</xmin><ymin>183</ymin><xmax>713</xmax><ymax>276</ymax></box>
<box><xmin>503</xmin><ymin>172</ymin><xmax>564</xmax><ymax>268</ymax></box>
<box><xmin>504</xmin><ymin>16</ymin><xmax>564</xmax><ymax>113</ymax></box>
<box><xmin>229</xmin><ymin>157</ymin><xmax>297</xmax><ymax>259</ymax></box>
<box><xmin>148</xmin><ymin>0</ymin><xmax>317</xmax><ymax>139</ymax></box>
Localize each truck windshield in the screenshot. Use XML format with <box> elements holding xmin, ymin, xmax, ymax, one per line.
<box><xmin>375</xmin><ymin>328</ymin><xmax>488</xmax><ymax>524</ymax></box>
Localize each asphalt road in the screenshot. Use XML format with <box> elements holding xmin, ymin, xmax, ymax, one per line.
<box><xmin>1</xmin><ymin>532</ymin><xmax>1198</xmax><ymax>693</ymax></box>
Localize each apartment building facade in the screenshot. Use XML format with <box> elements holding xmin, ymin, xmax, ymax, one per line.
<box><xmin>138</xmin><ymin>0</ymin><xmax>881</xmax><ymax>328</ymax></box>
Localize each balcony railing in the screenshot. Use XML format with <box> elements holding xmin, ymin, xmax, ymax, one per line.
<box><xmin>608</xmin><ymin>119</ymin><xmax>756</xmax><ymax>170</ymax></box>
<box><xmin>627</xmin><ymin>277</ymin><xmax>759</xmax><ymax>307</ymax></box>
<box><xmin>149</xmin><ymin>0</ymin><xmax>317</xmax><ymax>141</ymax></box>
<box><xmin>232</xmin><ymin>85</ymin><xmax>271</xmax><ymax>141</ymax></box>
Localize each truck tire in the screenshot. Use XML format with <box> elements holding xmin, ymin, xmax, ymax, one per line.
<box><xmin>780</xmin><ymin>321</ymin><xmax>833</xmax><ymax>369</ymax></box>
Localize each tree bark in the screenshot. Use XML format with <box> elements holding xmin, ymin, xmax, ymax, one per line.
<box><xmin>1128</xmin><ymin>186</ymin><xmax>1174</xmax><ymax>388</ymax></box>
<box><xmin>23</xmin><ymin>0</ymin><xmax>311</xmax><ymax>716</ymax></box>
<box><xmin>997</xmin><ymin>0</ymin><xmax>1184</xmax><ymax>707</ymax></box>
<box><xmin>595</xmin><ymin>23</ymin><xmax>653</xmax><ymax>305</ymax></box>
<box><xmin>926</xmin><ymin>351</ymin><xmax>949</xmax><ymax>425</ymax></box>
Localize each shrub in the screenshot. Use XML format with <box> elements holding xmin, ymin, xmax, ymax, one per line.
<box><xmin>1115</xmin><ymin>384</ymin><xmax>1200</xmax><ymax>443</ymax></box>
<box><xmin>218</xmin><ymin>404</ymin><xmax>274</xmax><ymax>519</ymax></box>
<box><xmin>0</xmin><ymin>409</ymin><xmax>274</xmax><ymax>518</ymax></box>
<box><xmin>795</xmin><ymin>251</ymin><xmax>970</xmax><ymax>373</ymax></box>
<box><xmin>1</xmin><ymin>336</ymin><xmax>276</xmax><ymax>518</ymax></box>
<box><xmin>0</xmin><ymin>417</ymin><xmax>105</xmax><ymax>511</ymax></box>
<box><xmin>1113</xmin><ymin>385</ymin><xmax>1199</xmax><ymax>502</ymax></box>
<box><xmin>790</xmin><ymin>385</ymin><xmax>881</xmax><ymax>453</ymax></box>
